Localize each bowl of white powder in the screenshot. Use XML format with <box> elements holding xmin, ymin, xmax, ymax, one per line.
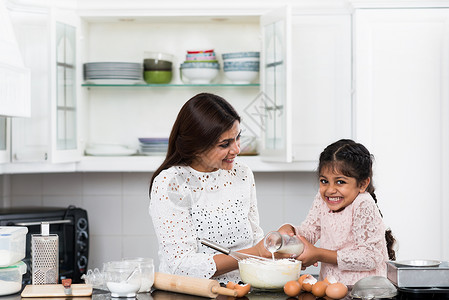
<box><xmin>238</xmin><ymin>258</ymin><xmax>301</xmax><ymax>290</ymax></box>
<box><xmin>103</xmin><ymin>261</ymin><xmax>141</xmax><ymax>298</ymax></box>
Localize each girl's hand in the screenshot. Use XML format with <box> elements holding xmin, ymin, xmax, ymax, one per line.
<box><xmin>296</xmin><ymin>236</ymin><xmax>319</xmax><ymax>268</ymax></box>
<box><xmin>277</xmin><ymin>224</ymin><xmax>296</xmax><ymax>236</ymax></box>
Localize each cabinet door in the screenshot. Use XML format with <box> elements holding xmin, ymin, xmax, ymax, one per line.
<box><xmin>10</xmin><ymin>5</ymin><xmax>82</xmax><ymax>163</ymax></box>
<box><xmin>291</xmin><ymin>14</ymin><xmax>352</xmax><ymax>162</ymax></box>
<box><xmin>51</xmin><ymin>8</ymin><xmax>82</xmax><ymax>163</ymax></box>
<box><xmin>0</xmin><ymin>117</ymin><xmax>10</xmax><ymax>164</ymax></box>
<box><xmin>0</xmin><ymin>0</ymin><xmax>30</xmax><ymax>118</ymax></box>
<box><xmin>354</xmin><ymin>8</ymin><xmax>449</xmax><ymax>260</ymax></box>
<box><xmin>260</xmin><ymin>6</ymin><xmax>293</xmax><ymax>162</ymax></box>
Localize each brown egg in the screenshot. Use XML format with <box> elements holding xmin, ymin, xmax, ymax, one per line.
<box><xmin>284</xmin><ymin>280</ymin><xmax>301</xmax><ymax>297</ymax></box>
<box><xmin>301</xmin><ymin>275</ymin><xmax>317</xmax><ymax>292</ymax></box>
<box><xmin>226</xmin><ymin>281</ymin><xmax>236</xmax><ymax>289</ymax></box>
<box><xmin>298</xmin><ymin>274</ymin><xmax>310</xmax><ymax>286</ymax></box>
<box><xmin>297</xmin><ymin>292</ymin><xmax>316</xmax><ymax>300</ymax></box>
<box><xmin>326</xmin><ymin>282</ymin><xmax>348</xmax><ymax>299</ymax></box>
<box><xmin>234</xmin><ymin>283</ymin><xmax>251</xmax><ymax>297</ymax></box>
<box><xmin>312</xmin><ymin>280</ymin><xmax>329</xmax><ymax>297</ymax></box>
<box><xmin>324</xmin><ymin>275</ymin><xmax>338</xmax><ymax>285</ymax></box>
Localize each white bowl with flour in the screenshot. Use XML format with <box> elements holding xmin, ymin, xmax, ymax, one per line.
<box><xmin>238</xmin><ymin>258</ymin><xmax>301</xmax><ymax>290</ymax></box>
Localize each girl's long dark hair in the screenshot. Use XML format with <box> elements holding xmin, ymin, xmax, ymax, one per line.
<box><xmin>318</xmin><ymin>139</ymin><xmax>396</xmax><ymax>260</ymax></box>
<box><xmin>149</xmin><ymin>93</ymin><xmax>241</xmax><ymax>194</ymax></box>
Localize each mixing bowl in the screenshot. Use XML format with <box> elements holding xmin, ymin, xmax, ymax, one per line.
<box><xmin>238</xmin><ymin>258</ymin><xmax>301</xmax><ymax>290</ymax></box>
<box><xmin>103</xmin><ymin>261</ymin><xmax>141</xmax><ymax>297</ymax></box>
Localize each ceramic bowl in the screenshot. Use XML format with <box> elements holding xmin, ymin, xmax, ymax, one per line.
<box><xmin>223</xmin><ymin>61</ymin><xmax>259</xmax><ymax>71</ymax></box>
<box><xmin>180</xmin><ymin>62</ymin><xmax>220</xmax><ymax>69</ymax></box>
<box><xmin>143</xmin><ymin>59</ymin><xmax>172</xmax><ymax>71</ymax></box>
<box><xmin>144</xmin><ymin>70</ymin><xmax>172</xmax><ymax>84</ymax></box>
<box><xmin>143</xmin><ymin>52</ymin><xmax>173</xmax><ymax>71</ymax></box>
<box><xmin>222</xmin><ymin>51</ymin><xmax>260</xmax><ymax>62</ymax></box>
<box><xmin>180</xmin><ymin>67</ymin><xmax>219</xmax><ymax>84</ymax></box>
<box><xmin>186</xmin><ymin>52</ymin><xmax>216</xmax><ymax>61</ymax></box>
<box><xmin>224</xmin><ymin>70</ymin><xmax>259</xmax><ymax>84</ymax></box>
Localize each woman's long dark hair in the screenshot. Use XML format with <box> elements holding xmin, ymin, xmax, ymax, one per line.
<box><xmin>149</xmin><ymin>93</ymin><xmax>241</xmax><ymax>194</ymax></box>
<box><xmin>318</xmin><ymin>139</ymin><xmax>396</xmax><ymax>260</ymax></box>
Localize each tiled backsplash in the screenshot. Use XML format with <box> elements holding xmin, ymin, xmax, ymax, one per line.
<box><xmin>2</xmin><ymin>169</ymin><xmax>320</xmax><ymax>273</ymax></box>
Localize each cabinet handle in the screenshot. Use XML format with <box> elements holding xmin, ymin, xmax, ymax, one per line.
<box><xmin>13</xmin><ymin>219</ymin><xmax>73</xmax><ymax>226</ymax></box>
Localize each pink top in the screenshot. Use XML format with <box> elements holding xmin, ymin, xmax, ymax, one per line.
<box><xmin>294</xmin><ymin>192</ymin><xmax>389</xmax><ymax>285</ymax></box>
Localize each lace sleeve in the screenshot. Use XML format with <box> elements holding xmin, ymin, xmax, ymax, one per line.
<box><xmin>295</xmin><ymin>193</ymin><xmax>322</xmax><ymax>245</ymax></box>
<box><xmin>248</xmin><ymin>169</ymin><xmax>264</xmax><ymax>244</ymax></box>
<box><xmin>149</xmin><ymin>170</ymin><xmax>216</xmax><ymax>278</ymax></box>
<box><xmin>337</xmin><ymin>197</ymin><xmax>386</xmax><ymax>271</ymax></box>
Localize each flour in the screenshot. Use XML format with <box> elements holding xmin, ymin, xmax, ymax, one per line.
<box><xmin>0</xmin><ymin>279</ymin><xmax>22</xmax><ymax>296</ymax></box>
<box><xmin>238</xmin><ymin>259</ymin><xmax>301</xmax><ymax>289</ymax></box>
<box><xmin>139</xmin><ymin>275</ymin><xmax>154</xmax><ymax>293</ymax></box>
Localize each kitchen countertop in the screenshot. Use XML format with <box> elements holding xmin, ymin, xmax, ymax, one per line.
<box><xmin>1</xmin><ymin>286</ymin><xmax>448</xmax><ymax>300</ymax></box>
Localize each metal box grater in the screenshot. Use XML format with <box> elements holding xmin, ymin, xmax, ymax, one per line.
<box><xmin>31</xmin><ymin>222</ymin><xmax>58</xmax><ymax>284</ymax></box>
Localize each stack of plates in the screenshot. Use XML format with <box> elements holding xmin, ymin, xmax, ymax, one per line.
<box><xmin>138</xmin><ymin>138</ymin><xmax>169</xmax><ymax>156</ymax></box>
<box><xmin>84</xmin><ymin>62</ymin><xmax>143</xmax><ymax>84</ymax></box>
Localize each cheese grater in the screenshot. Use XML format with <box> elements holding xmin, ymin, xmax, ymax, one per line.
<box><xmin>31</xmin><ymin>222</ymin><xmax>59</xmax><ymax>284</ymax></box>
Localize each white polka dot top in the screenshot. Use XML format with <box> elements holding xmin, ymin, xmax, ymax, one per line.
<box><xmin>149</xmin><ymin>160</ymin><xmax>264</xmax><ymax>283</ymax></box>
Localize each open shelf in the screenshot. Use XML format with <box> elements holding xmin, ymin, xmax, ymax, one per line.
<box><xmin>82</xmin><ymin>83</ymin><xmax>260</xmax><ymax>87</ymax></box>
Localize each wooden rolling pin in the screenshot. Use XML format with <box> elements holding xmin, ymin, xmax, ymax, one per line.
<box><xmin>153</xmin><ymin>272</ymin><xmax>238</xmax><ymax>298</ymax></box>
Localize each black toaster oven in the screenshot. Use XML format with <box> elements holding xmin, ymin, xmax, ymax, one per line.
<box><xmin>0</xmin><ymin>205</ymin><xmax>89</xmax><ymax>284</ymax></box>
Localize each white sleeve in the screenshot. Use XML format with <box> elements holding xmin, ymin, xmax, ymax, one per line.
<box><xmin>247</xmin><ymin>168</ymin><xmax>264</xmax><ymax>244</ymax></box>
<box><xmin>149</xmin><ymin>170</ymin><xmax>216</xmax><ymax>278</ymax></box>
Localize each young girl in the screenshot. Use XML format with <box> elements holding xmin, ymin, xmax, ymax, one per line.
<box><xmin>279</xmin><ymin>139</ymin><xmax>396</xmax><ymax>285</ymax></box>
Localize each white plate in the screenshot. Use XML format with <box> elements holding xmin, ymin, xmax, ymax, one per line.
<box><xmin>85</xmin><ymin>145</ymin><xmax>137</xmax><ymax>156</ymax></box>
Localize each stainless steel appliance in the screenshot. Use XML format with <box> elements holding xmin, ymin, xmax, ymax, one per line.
<box><xmin>0</xmin><ymin>206</ymin><xmax>89</xmax><ymax>283</ymax></box>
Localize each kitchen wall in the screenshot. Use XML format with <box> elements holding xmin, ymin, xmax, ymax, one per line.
<box><xmin>1</xmin><ymin>169</ymin><xmax>320</xmax><ymax>273</ymax></box>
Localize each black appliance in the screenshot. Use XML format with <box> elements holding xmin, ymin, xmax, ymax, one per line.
<box><xmin>0</xmin><ymin>205</ymin><xmax>89</xmax><ymax>284</ymax></box>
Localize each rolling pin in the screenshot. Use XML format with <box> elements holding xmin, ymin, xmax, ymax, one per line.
<box><xmin>153</xmin><ymin>272</ymin><xmax>238</xmax><ymax>298</ymax></box>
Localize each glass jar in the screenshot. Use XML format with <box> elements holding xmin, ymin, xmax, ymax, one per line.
<box><xmin>263</xmin><ymin>231</ymin><xmax>304</xmax><ymax>257</ymax></box>
<box><xmin>122</xmin><ymin>257</ymin><xmax>154</xmax><ymax>293</ymax></box>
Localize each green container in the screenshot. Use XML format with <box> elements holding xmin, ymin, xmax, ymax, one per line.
<box><xmin>144</xmin><ymin>71</ymin><xmax>173</xmax><ymax>84</ymax></box>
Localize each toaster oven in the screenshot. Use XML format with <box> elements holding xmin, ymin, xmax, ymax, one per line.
<box><xmin>0</xmin><ymin>205</ymin><xmax>89</xmax><ymax>284</ymax></box>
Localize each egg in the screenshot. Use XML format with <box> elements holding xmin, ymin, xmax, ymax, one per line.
<box><xmin>226</xmin><ymin>281</ymin><xmax>236</xmax><ymax>289</ymax></box>
<box><xmin>326</xmin><ymin>282</ymin><xmax>348</xmax><ymax>299</ymax></box>
<box><xmin>301</xmin><ymin>276</ymin><xmax>317</xmax><ymax>292</ymax></box>
<box><xmin>312</xmin><ymin>280</ymin><xmax>328</xmax><ymax>297</ymax></box>
<box><xmin>324</xmin><ymin>275</ymin><xmax>338</xmax><ymax>285</ymax></box>
<box><xmin>234</xmin><ymin>283</ymin><xmax>251</xmax><ymax>297</ymax></box>
<box><xmin>298</xmin><ymin>274</ymin><xmax>310</xmax><ymax>286</ymax></box>
<box><xmin>284</xmin><ymin>280</ymin><xmax>301</xmax><ymax>297</ymax></box>
<box><xmin>297</xmin><ymin>292</ymin><xmax>316</xmax><ymax>300</ymax></box>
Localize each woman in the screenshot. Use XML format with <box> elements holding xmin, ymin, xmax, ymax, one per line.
<box><xmin>149</xmin><ymin>93</ymin><xmax>270</xmax><ymax>283</ymax></box>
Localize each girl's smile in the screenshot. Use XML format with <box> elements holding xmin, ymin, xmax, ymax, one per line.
<box><xmin>319</xmin><ymin>166</ymin><xmax>370</xmax><ymax>212</ymax></box>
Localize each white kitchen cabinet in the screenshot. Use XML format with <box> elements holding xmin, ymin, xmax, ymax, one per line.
<box><xmin>354</xmin><ymin>7</ymin><xmax>449</xmax><ymax>260</ymax></box>
<box><xmin>259</xmin><ymin>6</ymin><xmax>292</xmax><ymax>162</ymax></box>
<box><xmin>290</xmin><ymin>12</ymin><xmax>352</xmax><ymax>162</ymax></box>
<box><xmin>2</xmin><ymin>1</ymin><xmax>353</xmax><ymax>173</ymax></box>
<box><xmin>8</xmin><ymin>2</ymin><xmax>83</xmax><ymax>164</ymax></box>
<box><xmin>0</xmin><ymin>117</ymin><xmax>10</xmax><ymax>164</ymax></box>
<box><xmin>255</xmin><ymin>8</ymin><xmax>352</xmax><ymax>163</ymax></box>
<box><xmin>0</xmin><ymin>0</ymin><xmax>30</xmax><ymax>118</ymax></box>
